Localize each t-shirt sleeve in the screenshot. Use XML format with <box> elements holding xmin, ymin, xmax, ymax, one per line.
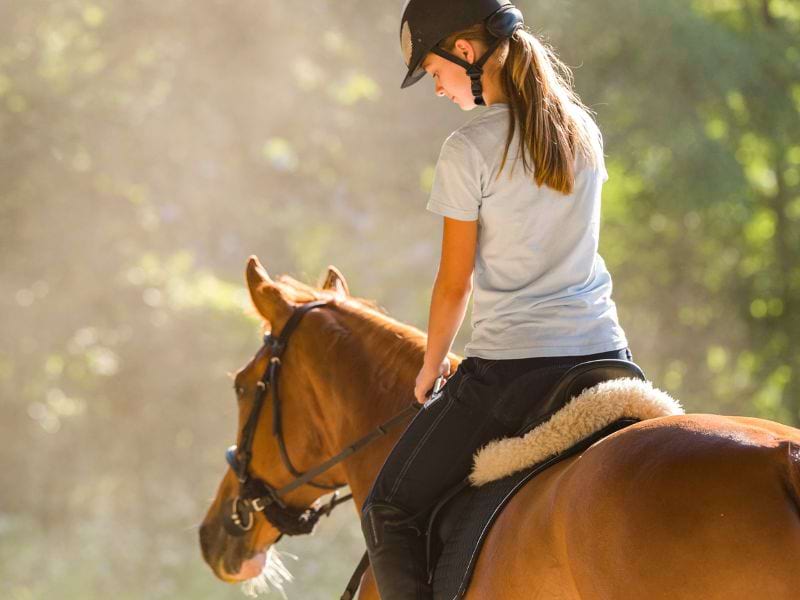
<box><xmin>426</xmin><ymin>131</ymin><xmax>483</xmax><ymax>221</ymax></box>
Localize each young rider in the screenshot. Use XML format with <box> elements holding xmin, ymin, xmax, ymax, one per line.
<box><xmin>361</xmin><ymin>1</ymin><xmax>633</xmax><ymax>598</ymax></box>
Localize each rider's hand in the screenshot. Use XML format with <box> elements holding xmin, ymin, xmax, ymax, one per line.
<box><xmin>414</xmin><ymin>357</ymin><xmax>451</xmax><ymax>404</ymax></box>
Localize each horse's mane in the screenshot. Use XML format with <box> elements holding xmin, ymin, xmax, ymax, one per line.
<box><xmin>274</xmin><ymin>274</ymin><xmax>426</xmax><ymax>346</ymax></box>
<box><xmin>271</xmin><ymin>275</ymin><xmax>430</xmax><ymax>405</ymax></box>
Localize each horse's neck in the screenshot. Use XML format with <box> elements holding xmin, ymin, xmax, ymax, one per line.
<box><xmin>326</xmin><ymin>305</ymin><xmax>425</xmax><ymax>510</ymax></box>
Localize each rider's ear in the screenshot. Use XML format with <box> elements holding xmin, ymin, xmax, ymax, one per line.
<box><xmin>454</xmin><ymin>38</ymin><xmax>474</xmax><ymax>63</ymax></box>
<box><xmin>245</xmin><ymin>256</ymin><xmax>294</xmax><ymax>326</ymax></box>
<box><xmin>317</xmin><ymin>265</ymin><xmax>350</xmax><ymax>297</ymax></box>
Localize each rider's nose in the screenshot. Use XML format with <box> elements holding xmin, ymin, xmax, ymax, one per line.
<box><xmin>435</xmin><ymin>84</ymin><xmax>446</xmax><ymax>97</ymax></box>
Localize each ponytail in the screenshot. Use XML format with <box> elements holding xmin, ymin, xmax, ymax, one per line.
<box><xmin>500</xmin><ymin>29</ymin><xmax>602</xmax><ymax>194</ymax></box>
<box><xmin>440</xmin><ymin>26</ymin><xmax>603</xmax><ymax>195</ymax></box>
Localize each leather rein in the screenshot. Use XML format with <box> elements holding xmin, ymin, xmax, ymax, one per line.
<box><xmin>223</xmin><ymin>300</ymin><xmax>421</xmax><ymax>540</ymax></box>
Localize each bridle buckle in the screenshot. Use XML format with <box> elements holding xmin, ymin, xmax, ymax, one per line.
<box><xmin>250</xmin><ymin>497</ymin><xmax>269</xmax><ymax>512</ymax></box>
<box><xmin>230</xmin><ymin>496</ymin><xmax>254</xmax><ymax>533</ymax></box>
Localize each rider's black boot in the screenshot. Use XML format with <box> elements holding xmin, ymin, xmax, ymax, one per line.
<box><xmin>361</xmin><ymin>503</ymin><xmax>433</xmax><ymax>600</ymax></box>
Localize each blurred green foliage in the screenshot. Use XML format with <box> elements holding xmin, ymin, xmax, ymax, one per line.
<box><xmin>0</xmin><ymin>0</ymin><xmax>798</xmax><ymax>598</ymax></box>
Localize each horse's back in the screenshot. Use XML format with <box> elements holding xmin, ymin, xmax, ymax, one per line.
<box><xmin>468</xmin><ymin>414</ymin><xmax>800</xmax><ymax>600</ymax></box>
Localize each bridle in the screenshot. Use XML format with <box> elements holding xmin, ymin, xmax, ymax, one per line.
<box><xmin>223</xmin><ymin>300</ymin><xmax>421</xmax><ymax>540</ymax></box>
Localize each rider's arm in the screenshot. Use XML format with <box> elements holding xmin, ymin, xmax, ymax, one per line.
<box><xmin>423</xmin><ymin>216</ymin><xmax>478</xmax><ymax>370</ymax></box>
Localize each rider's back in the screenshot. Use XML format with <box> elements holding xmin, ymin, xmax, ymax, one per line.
<box><xmin>427</xmin><ymin>104</ymin><xmax>627</xmax><ymax>360</ymax></box>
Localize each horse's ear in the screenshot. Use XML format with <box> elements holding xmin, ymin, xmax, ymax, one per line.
<box><xmin>317</xmin><ymin>265</ymin><xmax>350</xmax><ymax>297</ymax></box>
<box><xmin>245</xmin><ymin>256</ymin><xmax>293</xmax><ymax>325</ymax></box>
<box><xmin>246</xmin><ymin>255</ymin><xmax>273</xmax><ymax>289</ymax></box>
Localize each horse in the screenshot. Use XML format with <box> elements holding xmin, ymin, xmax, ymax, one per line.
<box><xmin>199</xmin><ymin>256</ymin><xmax>800</xmax><ymax>599</ymax></box>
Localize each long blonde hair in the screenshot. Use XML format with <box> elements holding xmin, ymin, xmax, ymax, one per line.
<box><xmin>439</xmin><ymin>25</ymin><xmax>603</xmax><ymax>195</ymax></box>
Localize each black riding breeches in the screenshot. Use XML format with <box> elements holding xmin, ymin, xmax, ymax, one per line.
<box><xmin>361</xmin><ymin>346</ymin><xmax>633</xmax><ymax>522</ymax></box>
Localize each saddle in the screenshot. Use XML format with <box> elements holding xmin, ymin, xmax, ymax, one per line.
<box><xmin>423</xmin><ymin>358</ymin><xmax>647</xmax><ymax>599</ymax></box>
<box><xmin>342</xmin><ymin>358</ymin><xmax>666</xmax><ymax>599</ymax></box>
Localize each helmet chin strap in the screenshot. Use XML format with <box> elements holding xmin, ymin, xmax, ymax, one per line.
<box><xmin>430</xmin><ymin>36</ymin><xmax>504</xmax><ymax>106</ymax></box>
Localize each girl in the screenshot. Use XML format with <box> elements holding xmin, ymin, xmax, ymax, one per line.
<box><xmin>361</xmin><ymin>1</ymin><xmax>633</xmax><ymax>598</ymax></box>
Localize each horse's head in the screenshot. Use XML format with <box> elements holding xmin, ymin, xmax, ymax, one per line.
<box><xmin>199</xmin><ymin>256</ymin><xmax>354</xmax><ymax>586</ymax></box>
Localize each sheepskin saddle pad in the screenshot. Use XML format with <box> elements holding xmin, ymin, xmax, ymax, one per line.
<box><xmin>424</xmin><ymin>364</ymin><xmax>683</xmax><ymax>599</ymax></box>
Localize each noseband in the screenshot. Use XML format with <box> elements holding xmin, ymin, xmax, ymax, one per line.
<box><xmin>223</xmin><ymin>300</ymin><xmax>421</xmax><ymax>539</ymax></box>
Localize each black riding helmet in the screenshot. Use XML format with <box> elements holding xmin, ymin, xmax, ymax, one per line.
<box><xmin>400</xmin><ymin>0</ymin><xmax>524</xmax><ymax>105</ymax></box>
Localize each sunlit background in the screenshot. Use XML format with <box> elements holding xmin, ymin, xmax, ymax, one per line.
<box><xmin>1</xmin><ymin>0</ymin><xmax>798</xmax><ymax>598</ymax></box>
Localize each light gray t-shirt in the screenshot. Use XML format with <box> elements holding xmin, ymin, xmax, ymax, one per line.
<box><xmin>426</xmin><ymin>103</ymin><xmax>628</xmax><ymax>359</ymax></box>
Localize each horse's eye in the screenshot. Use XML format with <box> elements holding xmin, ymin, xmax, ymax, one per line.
<box><xmin>234</xmin><ymin>385</ymin><xmax>245</xmax><ymax>397</ymax></box>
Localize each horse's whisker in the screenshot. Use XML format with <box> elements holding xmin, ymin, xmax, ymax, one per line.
<box><xmin>241</xmin><ymin>546</ymin><xmax>297</xmax><ymax>598</ymax></box>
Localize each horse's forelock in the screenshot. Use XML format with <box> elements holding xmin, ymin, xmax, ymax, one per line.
<box><xmin>275</xmin><ymin>275</ymin><xmax>321</xmax><ymax>302</ymax></box>
<box><xmin>275</xmin><ymin>274</ymin><xmax>387</xmax><ymax>315</ymax></box>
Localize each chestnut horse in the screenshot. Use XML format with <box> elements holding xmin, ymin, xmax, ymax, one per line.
<box><xmin>200</xmin><ymin>256</ymin><xmax>800</xmax><ymax>599</ymax></box>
